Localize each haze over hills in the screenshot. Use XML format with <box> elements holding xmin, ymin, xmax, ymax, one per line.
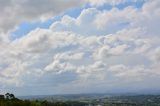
<box><xmin>17</xmin><ymin>89</ymin><xmax>160</xmax><ymax>102</ymax></box>
<box><xmin>2</xmin><ymin>92</ymin><xmax>160</xmax><ymax>106</ymax></box>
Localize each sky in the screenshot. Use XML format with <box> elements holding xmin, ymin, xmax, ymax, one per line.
<box><xmin>0</xmin><ymin>0</ymin><xmax>160</xmax><ymax>96</ymax></box>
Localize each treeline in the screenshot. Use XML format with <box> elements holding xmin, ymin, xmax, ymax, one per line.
<box><xmin>0</xmin><ymin>93</ymin><xmax>41</xmax><ymax>106</ymax></box>
<box><xmin>0</xmin><ymin>93</ymin><xmax>87</xmax><ymax>106</ymax></box>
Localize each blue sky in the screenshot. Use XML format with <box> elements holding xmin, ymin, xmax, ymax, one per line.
<box><xmin>0</xmin><ymin>0</ymin><xmax>160</xmax><ymax>96</ymax></box>
<box><xmin>10</xmin><ymin>0</ymin><xmax>144</xmax><ymax>40</ymax></box>
<box><xmin>10</xmin><ymin>7</ymin><xmax>82</xmax><ymax>40</ymax></box>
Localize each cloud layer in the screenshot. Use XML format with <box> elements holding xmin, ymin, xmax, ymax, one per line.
<box><xmin>0</xmin><ymin>0</ymin><xmax>160</xmax><ymax>95</ymax></box>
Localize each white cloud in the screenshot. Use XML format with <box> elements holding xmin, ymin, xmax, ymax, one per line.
<box><xmin>44</xmin><ymin>60</ymin><xmax>76</xmax><ymax>74</ymax></box>
<box><xmin>93</xmin><ymin>44</ymin><xmax>129</xmax><ymax>60</ymax></box>
<box><xmin>148</xmin><ymin>47</ymin><xmax>160</xmax><ymax>63</ymax></box>
<box><xmin>0</xmin><ymin>0</ymin><xmax>160</xmax><ymax>94</ymax></box>
<box><xmin>54</xmin><ymin>52</ymin><xmax>84</xmax><ymax>61</ymax></box>
<box><xmin>12</xmin><ymin>29</ymin><xmax>76</xmax><ymax>53</ymax></box>
<box><xmin>0</xmin><ymin>0</ymin><xmax>81</xmax><ymax>33</ymax></box>
<box><xmin>51</xmin><ymin>7</ymin><xmax>130</xmax><ymax>35</ymax></box>
<box><xmin>109</xmin><ymin>64</ymin><xmax>148</xmax><ymax>79</ymax></box>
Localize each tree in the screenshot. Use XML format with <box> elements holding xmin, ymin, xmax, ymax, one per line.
<box><xmin>5</xmin><ymin>93</ymin><xmax>10</xmax><ymax>100</ymax></box>
<box><xmin>9</xmin><ymin>93</ymin><xmax>15</xmax><ymax>100</ymax></box>
<box><xmin>5</xmin><ymin>93</ymin><xmax>16</xmax><ymax>100</ymax></box>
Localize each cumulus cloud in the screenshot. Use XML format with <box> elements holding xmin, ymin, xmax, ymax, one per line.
<box><xmin>44</xmin><ymin>60</ymin><xmax>76</xmax><ymax>73</ymax></box>
<box><xmin>51</xmin><ymin>7</ymin><xmax>134</xmax><ymax>35</ymax></box>
<box><xmin>12</xmin><ymin>29</ymin><xmax>76</xmax><ymax>53</ymax></box>
<box><xmin>0</xmin><ymin>0</ymin><xmax>81</xmax><ymax>33</ymax></box>
<box><xmin>0</xmin><ymin>0</ymin><xmax>160</xmax><ymax>94</ymax></box>
<box><xmin>93</xmin><ymin>44</ymin><xmax>129</xmax><ymax>60</ymax></box>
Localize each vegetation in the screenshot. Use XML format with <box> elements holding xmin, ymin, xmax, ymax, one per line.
<box><xmin>0</xmin><ymin>93</ymin><xmax>87</xmax><ymax>106</ymax></box>
<box><xmin>0</xmin><ymin>93</ymin><xmax>41</xmax><ymax>106</ymax></box>
<box><xmin>1</xmin><ymin>93</ymin><xmax>160</xmax><ymax>106</ymax></box>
